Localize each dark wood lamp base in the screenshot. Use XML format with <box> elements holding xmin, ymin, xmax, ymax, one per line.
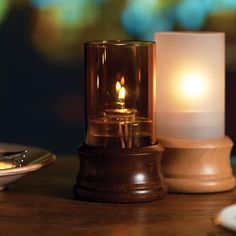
<box><xmin>74</xmin><ymin>143</ymin><xmax>167</xmax><ymax>203</ymax></box>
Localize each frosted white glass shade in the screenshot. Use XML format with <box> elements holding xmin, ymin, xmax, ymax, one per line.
<box><xmin>155</xmin><ymin>32</ymin><xmax>225</xmax><ymax>139</ymax></box>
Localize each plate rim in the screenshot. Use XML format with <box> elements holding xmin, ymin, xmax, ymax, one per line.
<box><xmin>0</xmin><ymin>144</ymin><xmax>56</xmax><ymax>177</ymax></box>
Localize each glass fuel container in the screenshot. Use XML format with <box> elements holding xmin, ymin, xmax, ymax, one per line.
<box><xmin>85</xmin><ymin>41</ymin><xmax>156</xmax><ymax>149</ymax></box>
<box><xmin>74</xmin><ymin>41</ymin><xmax>166</xmax><ymax>203</ymax></box>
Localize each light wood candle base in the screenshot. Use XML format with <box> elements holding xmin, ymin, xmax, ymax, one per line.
<box><xmin>158</xmin><ymin>136</ymin><xmax>236</xmax><ymax>193</ymax></box>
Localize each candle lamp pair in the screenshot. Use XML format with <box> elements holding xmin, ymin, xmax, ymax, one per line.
<box><xmin>74</xmin><ymin>33</ymin><xmax>236</xmax><ymax>202</ymax></box>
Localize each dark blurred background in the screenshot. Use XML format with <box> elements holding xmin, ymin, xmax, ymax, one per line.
<box><xmin>0</xmin><ymin>0</ymin><xmax>236</xmax><ymax>155</ymax></box>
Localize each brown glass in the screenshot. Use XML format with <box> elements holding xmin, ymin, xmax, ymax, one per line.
<box><xmin>85</xmin><ymin>40</ymin><xmax>156</xmax><ymax>148</ymax></box>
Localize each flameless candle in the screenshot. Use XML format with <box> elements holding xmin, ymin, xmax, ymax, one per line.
<box><xmin>154</xmin><ymin>32</ymin><xmax>235</xmax><ymax>193</ymax></box>
<box><xmin>155</xmin><ymin>32</ymin><xmax>224</xmax><ymax>139</ymax></box>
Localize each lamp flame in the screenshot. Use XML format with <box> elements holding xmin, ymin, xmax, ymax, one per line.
<box><xmin>118</xmin><ymin>86</ymin><xmax>126</xmax><ymax>100</ymax></box>
<box><xmin>116</xmin><ymin>78</ymin><xmax>126</xmax><ymax>103</ymax></box>
<box><xmin>116</xmin><ymin>81</ymin><xmax>121</xmax><ymax>93</ymax></box>
<box><xmin>116</xmin><ymin>80</ymin><xmax>126</xmax><ymax>100</ymax></box>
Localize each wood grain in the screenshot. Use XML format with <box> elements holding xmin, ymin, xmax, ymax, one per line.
<box><xmin>0</xmin><ymin>155</ymin><xmax>235</xmax><ymax>236</ymax></box>
<box><xmin>159</xmin><ymin>136</ymin><xmax>236</xmax><ymax>193</ymax></box>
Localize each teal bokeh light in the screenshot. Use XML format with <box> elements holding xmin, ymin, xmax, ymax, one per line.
<box><xmin>212</xmin><ymin>0</ymin><xmax>236</xmax><ymax>12</ymax></box>
<box><xmin>121</xmin><ymin>0</ymin><xmax>175</xmax><ymax>40</ymax></box>
<box><xmin>121</xmin><ymin>0</ymin><xmax>236</xmax><ymax>39</ymax></box>
<box><xmin>121</xmin><ymin>1</ymin><xmax>155</xmax><ymax>35</ymax></box>
<box><xmin>176</xmin><ymin>0</ymin><xmax>210</xmax><ymax>30</ymax></box>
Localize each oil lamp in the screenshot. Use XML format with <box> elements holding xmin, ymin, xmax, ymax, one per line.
<box><xmin>154</xmin><ymin>32</ymin><xmax>235</xmax><ymax>193</ymax></box>
<box><xmin>74</xmin><ymin>40</ymin><xmax>167</xmax><ymax>202</ymax></box>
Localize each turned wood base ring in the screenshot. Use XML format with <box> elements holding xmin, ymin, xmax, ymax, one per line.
<box><xmin>74</xmin><ymin>143</ymin><xmax>167</xmax><ymax>202</ymax></box>
<box><xmin>158</xmin><ymin>136</ymin><xmax>236</xmax><ymax>193</ymax></box>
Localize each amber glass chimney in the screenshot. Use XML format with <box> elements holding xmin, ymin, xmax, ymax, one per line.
<box><xmin>74</xmin><ymin>41</ymin><xmax>166</xmax><ymax>203</ymax></box>
<box><xmin>85</xmin><ymin>41</ymin><xmax>156</xmax><ymax>148</ymax></box>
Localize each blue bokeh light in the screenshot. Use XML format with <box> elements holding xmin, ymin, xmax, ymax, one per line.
<box><xmin>176</xmin><ymin>0</ymin><xmax>210</xmax><ymax>30</ymax></box>
<box><xmin>121</xmin><ymin>0</ymin><xmax>236</xmax><ymax>39</ymax></box>
<box><xmin>212</xmin><ymin>0</ymin><xmax>236</xmax><ymax>12</ymax></box>
<box><xmin>121</xmin><ymin>0</ymin><xmax>175</xmax><ymax>39</ymax></box>
<box><xmin>32</xmin><ymin>0</ymin><xmax>236</xmax><ymax>39</ymax></box>
<box><xmin>121</xmin><ymin>2</ymin><xmax>154</xmax><ymax>36</ymax></box>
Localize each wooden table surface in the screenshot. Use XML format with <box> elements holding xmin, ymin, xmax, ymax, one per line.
<box><xmin>0</xmin><ymin>156</ymin><xmax>236</xmax><ymax>236</ymax></box>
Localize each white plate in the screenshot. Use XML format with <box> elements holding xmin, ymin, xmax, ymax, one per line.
<box><xmin>217</xmin><ymin>204</ymin><xmax>236</xmax><ymax>232</ymax></box>
<box><xmin>0</xmin><ymin>143</ymin><xmax>56</xmax><ymax>190</ymax></box>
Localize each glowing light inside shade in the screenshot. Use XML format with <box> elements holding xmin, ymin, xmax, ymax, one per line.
<box><xmin>180</xmin><ymin>74</ymin><xmax>205</xmax><ymax>97</ymax></box>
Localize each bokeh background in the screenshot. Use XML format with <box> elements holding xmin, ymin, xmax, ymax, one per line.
<box><xmin>0</xmin><ymin>0</ymin><xmax>236</xmax><ymax>155</ymax></box>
